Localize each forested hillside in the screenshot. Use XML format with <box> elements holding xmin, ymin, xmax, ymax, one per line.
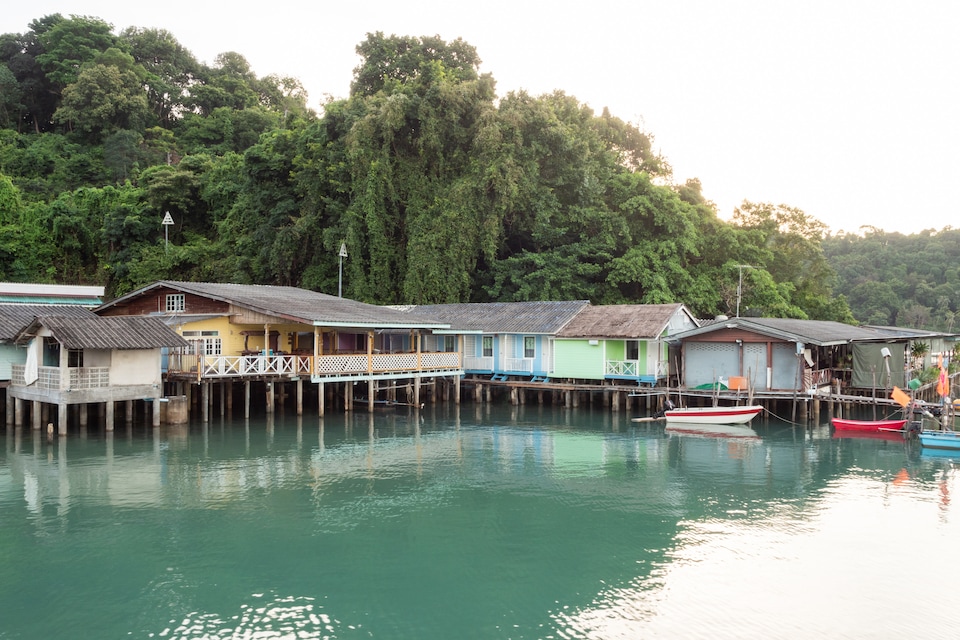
<box><xmin>1</xmin><ymin>14</ymin><xmax>855</xmax><ymax>322</ymax></box>
<box><xmin>823</xmin><ymin>228</ymin><xmax>960</xmax><ymax>332</ymax></box>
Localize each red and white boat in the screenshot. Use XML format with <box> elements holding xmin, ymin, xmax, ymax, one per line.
<box><xmin>830</xmin><ymin>417</ymin><xmax>908</xmax><ymax>433</ymax></box>
<box><xmin>663</xmin><ymin>405</ymin><xmax>763</xmax><ymax>425</ymax></box>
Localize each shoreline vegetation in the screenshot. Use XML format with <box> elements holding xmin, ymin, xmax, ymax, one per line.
<box><xmin>2</xmin><ymin>17</ymin><xmax>956</xmax><ymax>331</ymax></box>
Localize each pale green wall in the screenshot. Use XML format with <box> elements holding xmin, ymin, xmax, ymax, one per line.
<box><xmin>553</xmin><ymin>340</ymin><xmax>605</xmax><ymax>379</ymax></box>
<box><xmin>0</xmin><ymin>345</ymin><xmax>26</xmax><ymax>380</ymax></box>
<box><xmin>606</xmin><ymin>341</ymin><xmax>625</xmax><ymax>361</ymax></box>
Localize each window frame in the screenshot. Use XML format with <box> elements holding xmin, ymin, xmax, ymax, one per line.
<box><xmin>165</xmin><ymin>293</ymin><xmax>185</xmax><ymax>313</ymax></box>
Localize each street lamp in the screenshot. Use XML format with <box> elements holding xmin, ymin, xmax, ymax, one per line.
<box><xmin>736</xmin><ymin>264</ymin><xmax>754</xmax><ymax>318</ymax></box>
<box><xmin>338</xmin><ymin>242</ymin><xmax>348</xmax><ymax>297</ymax></box>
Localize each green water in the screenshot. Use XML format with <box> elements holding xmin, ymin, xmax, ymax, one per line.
<box><xmin>2</xmin><ymin>405</ymin><xmax>960</xmax><ymax>639</ymax></box>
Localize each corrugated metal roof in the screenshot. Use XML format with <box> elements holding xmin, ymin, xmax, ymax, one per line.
<box><xmin>405</xmin><ymin>301</ymin><xmax>590</xmax><ymax>334</ymax></box>
<box><xmin>672</xmin><ymin>317</ymin><xmax>887</xmax><ymax>345</ymax></box>
<box><xmin>557</xmin><ymin>304</ymin><xmax>687</xmax><ymax>339</ymax></box>
<box><xmin>17</xmin><ymin>316</ymin><xmax>189</xmax><ymax>350</ymax></box>
<box><xmin>0</xmin><ymin>305</ymin><xmax>98</xmax><ymax>341</ymax></box>
<box><xmin>99</xmin><ymin>281</ymin><xmax>449</xmax><ymax>329</ymax></box>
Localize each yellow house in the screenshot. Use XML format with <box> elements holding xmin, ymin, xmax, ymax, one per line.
<box><xmin>96</xmin><ymin>281</ymin><xmax>463</xmax><ymax>417</ymax></box>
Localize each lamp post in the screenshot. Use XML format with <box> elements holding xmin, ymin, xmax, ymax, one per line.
<box><xmin>338</xmin><ymin>242</ymin><xmax>348</xmax><ymax>298</ymax></box>
<box><xmin>736</xmin><ymin>264</ymin><xmax>754</xmax><ymax>317</ymax></box>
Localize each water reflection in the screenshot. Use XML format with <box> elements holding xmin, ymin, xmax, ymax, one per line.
<box><xmin>3</xmin><ymin>408</ymin><xmax>960</xmax><ymax>638</ymax></box>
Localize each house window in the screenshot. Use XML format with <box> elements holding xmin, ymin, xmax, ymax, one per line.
<box><xmin>182</xmin><ymin>330</ymin><xmax>221</xmax><ymax>356</ymax></box>
<box><xmin>524</xmin><ymin>336</ymin><xmax>535</xmax><ymax>359</ymax></box>
<box><xmin>444</xmin><ymin>335</ymin><xmax>456</xmax><ymax>352</ymax></box>
<box><xmin>626</xmin><ymin>340</ymin><xmax>639</xmax><ymax>361</ymax></box>
<box><xmin>68</xmin><ymin>349</ymin><xmax>83</xmax><ymax>368</ymax></box>
<box><xmin>165</xmin><ymin>294</ymin><xmax>185</xmax><ymax>312</ymax></box>
<box><xmin>482</xmin><ymin>336</ymin><xmax>493</xmax><ymax>358</ymax></box>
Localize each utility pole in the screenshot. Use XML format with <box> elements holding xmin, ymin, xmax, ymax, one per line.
<box><xmin>338</xmin><ymin>242</ymin><xmax>348</xmax><ymax>297</ymax></box>
<box><xmin>736</xmin><ymin>264</ymin><xmax>754</xmax><ymax>317</ymax></box>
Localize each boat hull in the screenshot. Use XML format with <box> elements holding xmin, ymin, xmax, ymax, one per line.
<box><xmin>831</xmin><ymin>418</ymin><xmax>907</xmax><ymax>433</ymax></box>
<box><xmin>665</xmin><ymin>423</ymin><xmax>760</xmax><ymax>440</ymax></box>
<box><xmin>918</xmin><ymin>430</ymin><xmax>960</xmax><ymax>450</ymax></box>
<box><xmin>663</xmin><ymin>405</ymin><xmax>763</xmax><ymax>425</ymax></box>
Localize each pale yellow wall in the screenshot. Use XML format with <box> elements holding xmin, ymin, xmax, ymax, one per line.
<box><xmin>175</xmin><ymin>317</ymin><xmax>314</xmax><ymax>355</ymax></box>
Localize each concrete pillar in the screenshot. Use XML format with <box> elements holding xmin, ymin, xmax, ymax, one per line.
<box><xmin>58</xmin><ymin>403</ymin><xmax>68</xmax><ymax>435</ymax></box>
<box><xmin>244</xmin><ymin>380</ymin><xmax>251</xmax><ymax>419</ymax></box>
<box><xmin>220</xmin><ymin>381</ymin><xmax>226</xmax><ymax>416</ymax></box>
<box><xmin>202</xmin><ymin>382</ymin><xmax>210</xmax><ymax>423</ymax></box>
<box><xmin>455</xmin><ymin>376</ymin><xmax>461</xmax><ymax>405</ymax></box>
<box><xmin>368</xmin><ymin>379</ymin><xmax>375</xmax><ymax>412</ymax></box>
<box><xmin>5</xmin><ymin>393</ymin><xmax>12</xmax><ymax>427</ymax></box>
<box><xmin>32</xmin><ymin>401</ymin><xmax>41</xmax><ymax>430</ymax></box>
<box><xmin>163</xmin><ymin>396</ymin><xmax>188</xmax><ymax>425</ymax></box>
<box><xmin>152</xmin><ymin>396</ymin><xmax>162</xmax><ymax>427</ymax></box>
<box><xmin>414</xmin><ymin>375</ymin><xmax>421</xmax><ymax>408</ymax></box>
<box><xmin>79</xmin><ymin>403</ymin><xmax>88</xmax><ymax>427</ymax></box>
<box><xmin>475</xmin><ymin>383</ymin><xmax>483</xmax><ymax>403</ymax></box>
<box><xmin>226</xmin><ymin>381</ymin><xmax>233</xmax><ymax>416</ymax></box>
<box><xmin>266</xmin><ymin>382</ymin><xmax>275</xmax><ymax>413</ymax></box>
<box><xmin>15</xmin><ymin>398</ymin><xmax>23</xmax><ymax>427</ymax></box>
<box><xmin>297</xmin><ymin>378</ymin><xmax>303</xmax><ymax>416</ymax></box>
<box><xmin>105</xmin><ymin>401</ymin><xmax>115</xmax><ymax>431</ymax></box>
<box><xmin>318</xmin><ymin>381</ymin><xmax>325</xmax><ymax>417</ymax></box>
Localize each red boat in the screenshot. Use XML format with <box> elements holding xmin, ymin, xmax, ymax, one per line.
<box><xmin>830</xmin><ymin>417</ymin><xmax>908</xmax><ymax>433</ymax></box>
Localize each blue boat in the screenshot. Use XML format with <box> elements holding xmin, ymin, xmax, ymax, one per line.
<box><xmin>918</xmin><ymin>430</ymin><xmax>960</xmax><ymax>450</ymax></box>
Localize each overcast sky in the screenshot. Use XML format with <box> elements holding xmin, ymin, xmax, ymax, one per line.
<box><xmin>7</xmin><ymin>1</ymin><xmax>959</xmax><ymax>236</ymax></box>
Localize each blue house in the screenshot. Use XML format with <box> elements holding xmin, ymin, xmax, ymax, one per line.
<box><xmin>405</xmin><ymin>301</ymin><xmax>589</xmax><ymax>381</ymax></box>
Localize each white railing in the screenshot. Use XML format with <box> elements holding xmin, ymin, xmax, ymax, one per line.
<box><xmin>503</xmin><ymin>358</ymin><xmax>534</xmax><ymax>373</ymax></box>
<box><xmin>171</xmin><ymin>352</ymin><xmax>461</xmax><ymax>379</ymax></box>
<box><xmin>11</xmin><ymin>365</ymin><xmax>110</xmax><ymax>390</ymax></box>
<box><xmin>463</xmin><ymin>356</ymin><xmax>494</xmax><ymax>371</ymax></box>
<box><xmin>605</xmin><ymin>360</ymin><xmax>639</xmax><ymax>376</ymax></box>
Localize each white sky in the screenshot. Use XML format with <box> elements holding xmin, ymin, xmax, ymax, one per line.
<box><xmin>7</xmin><ymin>1</ymin><xmax>960</xmax><ymax>236</ymax></box>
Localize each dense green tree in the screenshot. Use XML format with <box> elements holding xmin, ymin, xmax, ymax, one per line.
<box><xmin>119</xmin><ymin>27</ymin><xmax>199</xmax><ymax>127</ymax></box>
<box><xmin>732</xmin><ymin>201</ymin><xmax>853</xmax><ymax>321</ymax></box>
<box><xmin>36</xmin><ymin>15</ymin><xmax>116</xmax><ymax>91</ymax></box>
<box><xmin>0</xmin><ymin>16</ymin><xmax>63</xmax><ymax>132</ymax></box>
<box><xmin>54</xmin><ymin>47</ymin><xmax>151</xmax><ymax>142</ymax></box>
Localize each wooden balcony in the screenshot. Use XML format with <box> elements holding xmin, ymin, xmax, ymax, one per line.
<box><xmin>167</xmin><ymin>351</ymin><xmax>463</xmax><ymax>382</ymax></box>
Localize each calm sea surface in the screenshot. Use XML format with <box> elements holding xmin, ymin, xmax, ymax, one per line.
<box><xmin>2</xmin><ymin>403</ymin><xmax>960</xmax><ymax>639</ymax></box>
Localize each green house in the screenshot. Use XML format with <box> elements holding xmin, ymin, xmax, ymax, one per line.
<box><xmin>553</xmin><ymin>304</ymin><xmax>699</xmax><ymax>385</ymax></box>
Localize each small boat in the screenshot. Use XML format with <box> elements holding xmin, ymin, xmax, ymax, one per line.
<box><xmin>918</xmin><ymin>430</ymin><xmax>960</xmax><ymax>451</ymax></box>
<box><xmin>831</xmin><ymin>418</ymin><xmax>908</xmax><ymax>433</ymax></box>
<box><xmin>663</xmin><ymin>405</ymin><xmax>763</xmax><ymax>425</ymax></box>
<box><xmin>665</xmin><ymin>422</ymin><xmax>760</xmax><ymax>440</ymax></box>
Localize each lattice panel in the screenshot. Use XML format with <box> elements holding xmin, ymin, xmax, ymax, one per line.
<box><xmin>420</xmin><ymin>352</ymin><xmax>458</xmax><ymax>368</ymax></box>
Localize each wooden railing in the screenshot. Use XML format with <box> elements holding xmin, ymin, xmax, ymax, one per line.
<box><xmin>167</xmin><ymin>352</ymin><xmax>461</xmax><ymax>380</ymax></box>
<box><xmin>605</xmin><ymin>360</ymin><xmax>639</xmax><ymax>376</ymax></box>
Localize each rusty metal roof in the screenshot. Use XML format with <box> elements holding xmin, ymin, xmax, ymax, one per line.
<box><xmin>17</xmin><ymin>315</ymin><xmax>189</xmax><ymax>350</ymax></box>
<box><xmin>557</xmin><ymin>303</ymin><xmax>691</xmax><ymax>339</ymax></box>
<box><xmin>0</xmin><ymin>305</ymin><xmax>97</xmax><ymax>341</ymax></box>
<box><xmin>405</xmin><ymin>301</ymin><xmax>590</xmax><ymax>334</ymax></box>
